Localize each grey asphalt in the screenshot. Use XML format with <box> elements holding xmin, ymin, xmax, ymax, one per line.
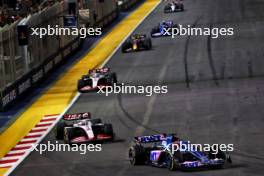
<box><xmin>13</xmin><ymin>0</ymin><xmax>264</xmax><ymax>175</ymax></box>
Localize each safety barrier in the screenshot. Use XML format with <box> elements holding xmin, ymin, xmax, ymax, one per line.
<box><xmin>0</xmin><ymin>0</ymin><xmax>119</xmax><ymax>111</ymax></box>
<box><xmin>0</xmin><ymin>36</ymin><xmax>82</xmax><ymax>111</ymax></box>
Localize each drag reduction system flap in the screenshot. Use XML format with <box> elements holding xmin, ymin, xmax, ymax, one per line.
<box><xmin>63</xmin><ymin>112</ymin><xmax>91</xmax><ymax>121</ymax></box>
<box><xmin>88</xmin><ymin>68</ymin><xmax>110</xmax><ymax>74</ymax></box>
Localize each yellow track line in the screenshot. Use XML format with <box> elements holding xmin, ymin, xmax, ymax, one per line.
<box><xmin>0</xmin><ymin>0</ymin><xmax>159</xmax><ymax>175</ymax></box>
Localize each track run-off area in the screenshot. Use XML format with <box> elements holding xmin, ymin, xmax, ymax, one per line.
<box><xmin>2</xmin><ymin>0</ymin><xmax>264</xmax><ymax>175</ymax></box>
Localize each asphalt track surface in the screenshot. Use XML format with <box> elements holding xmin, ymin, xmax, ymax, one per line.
<box><xmin>13</xmin><ymin>0</ymin><xmax>264</xmax><ymax>175</ymax></box>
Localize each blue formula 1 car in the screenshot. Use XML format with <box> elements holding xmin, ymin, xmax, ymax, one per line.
<box><xmin>151</xmin><ymin>20</ymin><xmax>179</xmax><ymax>37</ymax></box>
<box><xmin>128</xmin><ymin>134</ymin><xmax>232</xmax><ymax>171</ymax></box>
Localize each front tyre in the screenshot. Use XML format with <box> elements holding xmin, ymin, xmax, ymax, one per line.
<box><xmin>77</xmin><ymin>79</ymin><xmax>84</xmax><ymax>92</ymax></box>
<box><xmin>55</xmin><ymin>122</ymin><xmax>66</xmax><ymax>140</ymax></box>
<box><xmin>64</xmin><ymin>128</ymin><xmax>74</xmax><ymax>144</ymax></box>
<box><xmin>164</xmin><ymin>5</ymin><xmax>171</xmax><ymax>13</ymax></box>
<box><xmin>151</xmin><ymin>28</ymin><xmax>159</xmax><ymax>37</ymax></box>
<box><xmin>122</xmin><ymin>42</ymin><xmax>130</xmax><ymax>53</ymax></box>
<box><xmin>166</xmin><ymin>154</ymin><xmax>179</xmax><ymax>171</ymax></box>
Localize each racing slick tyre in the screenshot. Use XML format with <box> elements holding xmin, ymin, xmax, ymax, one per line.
<box><xmin>151</xmin><ymin>28</ymin><xmax>159</xmax><ymax>37</ymax></box>
<box><xmin>103</xmin><ymin>124</ymin><xmax>114</xmax><ymax>140</ymax></box>
<box><xmin>209</xmin><ymin>149</ymin><xmax>227</xmax><ymax>160</ymax></box>
<box><xmin>110</xmin><ymin>72</ymin><xmax>117</xmax><ymax>85</ymax></box>
<box><xmin>129</xmin><ymin>145</ymin><xmax>146</xmax><ymax>165</ymax></box>
<box><xmin>181</xmin><ymin>6</ymin><xmax>184</xmax><ymax>11</ymax></box>
<box><xmin>90</xmin><ymin>118</ymin><xmax>103</xmax><ymax>124</ymax></box>
<box><xmin>164</xmin><ymin>5</ymin><xmax>171</xmax><ymax>13</ymax></box>
<box><xmin>77</xmin><ymin>79</ymin><xmax>84</xmax><ymax>92</ymax></box>
<box><xmin>208</xmin><ymin>150</ymin><xmax>232</xmax><ymax>169</ymax></box>
<box><xmin>166</xmin><ymin>153</ymin><xmax>179</xmax><ymax>171</ymax></box>
<box><xmin>144</xmin><ymin>38</ymin><xmax>152</xmax><ymax>50</ymax></box>
<box><xmin>64</xmin><ymin>128</ymin><xmax>75</xmax><ymax>144</ymax></box>
<box><xmin>55</xmin><ymin>122</ymin><xmax>66</xmax><ymax>140</ymax></box>
<box><xmin>122</xmin><ymin>42</ymin><xmax>130</xmax><ymax>53</ymax></box>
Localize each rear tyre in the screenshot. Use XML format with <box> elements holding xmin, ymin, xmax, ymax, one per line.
<box><xmin>129</xmin><ymin>145</ymin><xmax>146</xmax><ymax>165</ymax></box>
<box><xmin>103</xmin><ymin>124</ymin><xmax>114</xmax><ymax>140</ymax></box>
<box><xmin>209</xmin><ymin>150</ymin><xmax>226</xmax><ymax>160</ymax></box>
<box><xmin>91</xmin><ymin>118</ymin><xmax>103</xmax><ymax>124</ymax></box>
<box><xmin>104</xmin><ymin>124</ymin><xmax>114</xmax><ymax>135</ymax></box>
<box><xmin>208</xmin><ymin>150</ymin><xmax>232</xmax><ymax>169</ymax></box>
<box><xmin>148</xmin><ymin>38</ymin><xmax>152</xmax><ymax>50</ymax></box>
<box><xmin>181</xmin><ymin>5</ymin><xmax>184</xmax><ymax>11</ymax></box>
<box><xmin>144</xmin><ymin>38</ymin><xmax>152</xmax><ymax>50</ymax></box>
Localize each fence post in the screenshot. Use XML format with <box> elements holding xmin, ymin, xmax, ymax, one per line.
<box><xmin>0</xmin><ymin>31</ymin><xmax>5</xmax><ymax>88</ymax></box>
<box><xmin>0</xmin><ymin>89</ymin><xmax>2</xmax><ymax>111</ymax></box>
<box><xmin>9</xmin><ymin>28</ymin><xmax>16</xmax><ymax>81</ymax></box>
<box><xmin>0</xmin><ymin>30</ymin><xmax>3</xmax><ymax>111</ymax></box>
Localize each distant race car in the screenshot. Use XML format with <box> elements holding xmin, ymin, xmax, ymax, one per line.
<box><xmin>129</xmin><ymin>134</ymin><xmax>232</xmax><ymax>171</ymax></box>
<box><xmin>55</xmin><ymin>112</ymin><xmax>114</xmax><ymax>144</ymax></box>
<box><xmin>164</xmin><ymin>1</ymin><xmax>184</xmax><ymax>13</ymax></box>
<box><xmin>151</xmin><ymin>20</ymin><xmax>179</xmax><ymax>37</ymax></box>
<box><xmin>122</xmin><ymin>34</ymin><xmax>152</xmax><ymax>53</ymax></box>
<box><xmin>77</xmin><ymin>68</ymin><xmax>117</xmax><ymax>93</ymax></box>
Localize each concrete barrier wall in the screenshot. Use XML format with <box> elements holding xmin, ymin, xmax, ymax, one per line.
<box><xmin>119</xmin><ymin>0</ymin><xmax>143</xmax><ymax>11</ymax></box>
<box><xmin>0</xmin><ymin>0</ymin><xmax>121</xmax><ymax>111</ymax></box>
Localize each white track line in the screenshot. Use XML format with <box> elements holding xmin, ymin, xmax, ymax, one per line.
<box><xmin>0</xmin><ymin>164</ymin><xmax>13</xmax><ymax>168</ymax></box>
<box><xmin>0</xmin><ymin>156</ymin><xmax>20</xmax><ymax>160</ymax></box>
<box><xmin>31</xmin><ymin>126</ymin><xmax>49</xmax><ymax>131</ymax></box>
<box><xmin>12</xmin><ymin>144</ymin><xmax>33</xmax><ymax>148</ymax></box>
<box><xmin>20</xmin><ymin>138</ymin><xmax>39</xmax><ymax>142</ymax></box>
<box><xmin>28</xmin><ymin>131</ymin><xmax>46</xmax><ymax>135</ymax></box>
<box><xmin>36</xmin><ymin>121</ymin><xmax>53</xmax><ymax>125</ymax></box>
<box><xmin>7</xmin><ymin>150</ymin><xmax>26</xmax><ymax>155</ymax></box>
<box><xmin>4</xmin><ymin>1</ymin><xmax>161</xmax><ymax>175</ymax></box>
<box><xmin>42</xmin><ymin>116</ymin><xmax>58</xmax><ymax>120</ymax></box>
<box><xmin>2</xmin><ymin>115</ymin><xmax>59</xmax><ymax>175</ymax></box>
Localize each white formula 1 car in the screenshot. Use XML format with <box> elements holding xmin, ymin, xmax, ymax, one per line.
<box><xmin>77</xmin><ymin>68</ymin><xmax>117</xmax><ymax>93</ymax></box>
<box><xmin>55</xmin><ymin>112</ymin><xmax>114</xmax><ymax>144</ymax></box>
<box><xmin>164</xmin><ymin>1</ymin><xmax>184</xmax><ymax>13</ymax></box>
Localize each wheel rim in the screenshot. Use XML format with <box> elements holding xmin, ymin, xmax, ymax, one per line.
<box><xmin>129</xmin><ymin>149</ymin><xmax>136</xmax><ymax>164</ymax></box>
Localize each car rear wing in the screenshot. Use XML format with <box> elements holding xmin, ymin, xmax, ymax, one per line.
<box><xmin>134</xmin><ymin>134</ymin><xmax>166</xmax><ymax>143</ymax></box>
<box><xmin>132</xmin><ymin>34</ymin><xmax>147</xmax><ymax>39</ymax></box>
<box><xmin>63</xmin><ymin>112</ymin><xmax>91</xmax><ymax>121</ymax></box>
<box><xmin>89</xmin><ymin>68</ymin><xmax>110</xmax><ymax>74</ymax></box>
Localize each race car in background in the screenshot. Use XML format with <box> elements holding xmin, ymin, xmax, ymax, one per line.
<box><xmin>164</xmin><ymin>1</ymin><xmax>184</xmax><ymax>13</ymax></box>
<box><xmin>77</xmin><ymin>68</ymin><xmax>117</xmax><ymax>93</ymax></box>
<box><xmin>55</xmin><ymin>112</ymin><xmax>114</xmax><ymax>144</ymax></box>
<box><xmin>151</xmin><ymin>20</ymin><xmax>179</xmax><ymax>37</ymax></box>
<box><xmin>129</xmin><ymin>134</ymin><xmax>232</xmax><ymax>171</ymax></box>
<box><xmin>122</xmin><ymin>34</ymin><xmax>152</xmax><ymax>53</ymax></box>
